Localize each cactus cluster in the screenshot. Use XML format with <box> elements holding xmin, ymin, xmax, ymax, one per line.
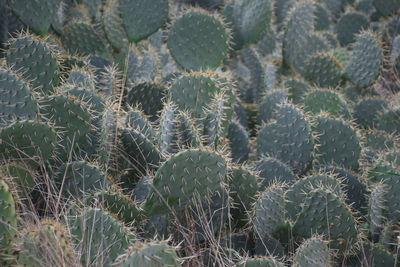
<box><xmin>0</xmin><ymin>0</ymin><xmax>400</xmax><ymax>266</ymax></box>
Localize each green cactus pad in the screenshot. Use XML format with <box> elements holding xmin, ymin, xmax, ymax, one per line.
<box><xmin>202</xmin><ymin>93</ymin><xmax>227</xmax><ymax>148</ymax></box>
<box><xmin>322</xmin><ymin>165</ymin><xmax>367</xmax><ymax>212</ymax></box>
<box><xmin>0</xmin><ymin>120</ymin><xmax>57</xmax><ymax>165</ymax></box>
<box><xmin>225</xmin><ymin>0</ymin><xmax>272</xmax><ymax>48</ymax></box>
<box><xmin>143</xmin><ymin>149</ymin><xmax>227</xmax><ymax>216</ymax></box>
<box><xmin>168</xmin><ymin>10</ymin><xmax>230</xmax><ymax>71</ymax></box>
<box><xmin>119</xmin><ymin>128</ymin><xmax>163</xmax><ymax>178</ymax></box>
<box><xmin>229</xmin><ymin>167</ymin><xmax>258</xmax><ymax>225</ymax></box>
<box><xmin>336</xmin><ymin>13</ymin><xmax>369</xmax><ymax>46</ymax></box>
<box><xmin>257</xmin><ymin>89</ymin><xmax>288</xmax><ymax>124</ymax></box>
<box><xmin>303</xmin><ymin>89</ymin><xmax>351</xmax><ymax>119</ymax></box>
<box><xmin>102</xmin><ymin>0</ymin><xmax>128</xmax><ymax>51</ymax></box>
<box><xmin>81</xmin><ymin>0</ymin><xmax>102</xmax><ymax>20</ymax></box>
<box><xmin>61</xmin><ymin>22</ymin><xmax>107</xmax><ymax>56</ymax></box>
<box><xmin>6</xmin><ymin>35</ymin><xmax>60</xmax><ymax>95</ymax></box>
<box><xmin>120</xmin><ymin>0</ymin><xmax>168</xmax><ymax>43</ymax></box>
<box><xmin>114</xmin><ymin>240</ymin><xmax>180</xmax><ymax>267</ymax></box>
<box><xmin>158</xmin><ymin>102</ymin><xmax>178</xmax><ymax>154</ymax></box>
<box><xmin>0</xmin><ymin>68</ymin><xmax>38</xmax><ymax>126</ymax></box>
<box><xmin>373</xmin><ymin>0</ymin><xmax>400</xmax><ymax>17</ymax></box>
<box><xmin>313</xmin><ymin>115</ymin><xmax>361</xmax><ymax>170</ymax></box>
<box><xmin>133</xmin><ymin>176</ymin><xmax>153</xmax><ymax>203</ymax></box>
<box><xmin>257</xmin><ymin>103</ymin><xmax>314</xmax><ymax>174</ymax></box>
<box><xmin>255</xmin><ymin>157</ymin><xmax>296</xmax><ymax>191</ymax></box>
<box><xmin>176</xmin><ymin>112</ymin><xmax>201</xmax><ymax>149</ymax></box>
<box><xmin>0</xmin><ymin>162</ymin><xmax>36</xmax><ymax>194</ymax></box>
<box><xmin>169</xmin><ymin>73</ymin><xmax>221</xmax><ymax>119</ymax></box>
<box><xmin>303</xmin><ymin>53</ymin><xmax>343</xmax><ymax>88</ymax></box>
<box><xmin>98</xmin><ymin>108</ymin><xmax>118</xmax><ymax>168</ymax></box>
<box><xmin>349</xmin><ymin>242</ymin><xmax>395</xmax><ymax>266</ymax></box>
<box><xmin>227</xmin><ymin>121</ymin><xmax>250</xmax><ymax>163</ymax></box>
<box><xmin>125</xmin><ymin>108</ymin><xmax>154</xmax><ymax>140</ymax></box>
<box><xmin>369</xmin><ymin>183</ymin><xmax>386</xmax><ymax>238</ymax></box>
<box><xmin>353</xmin><ymin>98</ymin><xmax>389</xmax><ymax>129</ymax></box>
<box><xmin>40</xmin><ymin>95</ymin><xmax>93</xmax><ymax>162</ymax></box>
<box><xmin>314</xmin><ymin>3</ymin><xmax>331</xmax><ymax>31</ymax></box>
<box><xmin>66</xmin><ymin>69</ymin><xmax>96</xmax><ymax>90</ymax></box>
<box><xmin>256</xmin><ymin>27</ymin><xmax>276</xmax><ymax>56</ymax></box>
<box><xmin>283</xmin><ymin>1</ymin><xmax>315</xmax><ymax>75</ymax></box>
<box><xmin>236</xmin><ymin>257</ymin><xmax>285</xmax><ymax>267</ymax></box>
<box><xmin>286</xmin><ymin>174</ymin><xmax>343</xmax><ymax>221</ymax></box>
<box><xmin>364</xmin><ymin>130</ymin><xmax>396</xmax><ymax>151</ymax></box>
<box><xmin>344</xmin><ymin>31</ymin><xmax>382</xmax><ymax>88</ymax></box>
<box><xmin>238</xmin><ymin>47</ymin><xmax>266</xmax><ymax>104</ymax></box>
<box><xmin>17</xmin><ymin>220</ymin><xmax>77</xmax><ymax>267</ymax></box>
<box><xmin>253</xmin><ymin>184</ymin><xmax>286</xmax><ymax>238</ymax></box>
<box><xmin>123</xmin><ymin>46</ymin><xmax>158</xmax><ymax>83</ymax></box>
<box><xmin>0</xmin><ymin>179</ymin><xmax>17</xmax><ymax>257</ymax></box>
<box><xmin>88</xmin><ymin>190</ymin><xmax>143</xmax><ymax>225</ymax></box>
<box><xmin>125</xmin><ymin>82</ymin><xmax>167</xmax><ymax>119</ymax></box>
<box><xmin>377</xmin><ymin>108</ymin><xmax>400</xmax><ymax>135</ymax></box>
<box><xmin>8</xmin><ymin>0</ymin><xmax>61</xmax><ymax>35</ymax></box>
<box><xmin>293</xmin><ymin>188</ymin><xmax>358</xmax><ymax>254</ymax></box>
<box><xmin>384</xmin><ymin>151</ymin><xmax>400</xmax><ymax>167</ymax></box>
<box><xmin>283</xmin><ymin>79</ymin><xmax>310</xmax><ymax>104</ymax></box>
<box><xmin>293</xmin><ymin>237</ymin><xmax>331</xmax><ymax>267</ymax></box>
<box><xmin>355</xmin><ymin>0</ymin><xmax>375</xmax><ymax>15</ymax></box>
<box><xmin>369</xmin><ymin>162</ymin><xmax>400</xmax><ymax>222</ymax></box>
<box><xmin>55</xmin><ymin>161</ymin><xmax>109</xmax><ymax>199</ymax></box>
<box><xmin>69</xmin><ymin>208</ymin><xmax>132</xmax><ymax>266</ymax></box>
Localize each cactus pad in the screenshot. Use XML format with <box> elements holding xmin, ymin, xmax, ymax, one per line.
<box><xmin>143</xmin><ymin>149</ymin><xmax>227</xmax><ymax>216</ymax></box>
<box><xmin>168</xmin><ymin>10</ymin><xmax>230</xmax><ymax>71</ymax></box>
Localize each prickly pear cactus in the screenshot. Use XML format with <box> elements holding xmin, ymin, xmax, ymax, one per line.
<box><xmin>69</xmin><ymin>208</ymin><xmax>132</xmax><ymax>266</ymax></box>
<box><xmin>87</xmin><ymin>189</ymin><xmax>143</xmax><ymax>225</ymax></box>
<box><xmin>255</xmin><ymin>157</ymin><xmax>295</xmax><ymax>191</ymax></box>
<box><xmin>39</xmin><ymin>95</ymin><xmax>93</xmax><ymax>162</ymax></box>
<box><xmin>0</xmin><ymin>120</ymin><xmax>57</xmax><ymax>166</ymax></box>
<box><xmin>1</xmin><ymin>0</ymin><xmax>400</xmax><ymax>265</ymax></box>
<box><xmin>8</xmin><ymin>0</ymin><xmax>61</xmax><ymax>35</ymax></box>
<box><xmin>229</xmin><ymin>167</ymin><xmax>258</xmax><ymax>226</ymax></box>
<box><xmin>224</xmin><ymin>0</ymin><xmax>273</xmax><ymax>48</ymax></box>
<box><xmin>257</xmin><ymin>103</ymin><xmax>314</xmax><ymax>174</ymax></box>
<box><xmin>102</xmin><ymin>0</ymin><xmax>128</xmax><ymax>51</ymax></box>
<box><xmin>17</xmin><ymin>220</ymin><xmax>78</xmax><ymax>267</ymax></box>
<box><xmin>61</xmin><ymin>22</ymin><xmax>107</xmax><ymax>56</ymax></box>
<box><xmin>120</xmin><ymin>0</ymin><xmax>169</xmax><ymax>43</ymax></box>
<box><xmin>169</xmin><ymin>73</ymin><xmax>221</xmax><ymax>119</ymax></box>
<box><xmin>227</xmin><ymin>121</ymin><xmax>250</xmax><ymax>163</ymax></box>
<box><xmin>344</xmin><ymin>31</ymin><xmax>382</xmax><ymax>88</ymax></box>
<box><xmin>312</xmin><ymin>115</ymin><xmax>361</xmax><ymax>170</ymax></box>
<box><xmin>168</xmin><ymin>9</ymin><xmax>230</xmax><ymax>71</ymax></box>
<box><xmin>143</xmin><ymin>149</ymin><xmax>227</xmax><ymax>216</ymax></box>
<box><xmin>252</xmin><ymin>184</ymin><xmax>286</xmax><ymax>239</ymax></box>
<box><xmin>55</xmin><ymin>161</ymin><xmax>109</xmax><ymax>199</ymax></box>
<box><xmin>285</xmin><ymin>174</ymin><xmax>343</xmax><ymax>221</ymax></box>
<box><xmin>302</xmin><ymin>89</ymin><xmax>351</xmax><ymax>119</ymax></box>
<box><xmin>293</xmin><ymin>236</ymin><xmax>331</xmax><ymax>267</ymax></box>
<box><xmin>0</xmin><ymin>68</ymin><xmax>38</xmax><ymax>126</ymax></box>
<box><xmin>114</xmin><ymin>240</ymin><xmax>180</xmax><ymax>267</ymax></box>
<box><xmin>353</xmin><ymin>98</ymin><xmax>389</xmax><ymax>129</ymax></box>
<box><xmin>303</xmin><ymin>53</ymin><xmax>343</xmax><ymax>88</ymax></box>
<box><xmin>236</xmin><ymin>257</ymin><xmax>285</xmax><ymax>267</ymax></box>
<box><xmin>293</xmin><ymin>188</ymin><xmax>358</xmax><ymax>254</ymax></box>
<box><xmin>0</xmin><ymin>179</ymin><xmax>17</xmax><ymax>261</ymax></box>
<box><xmin>6</xmin><ymin>34</ymin><xmax>60</xmax><ymax>95</ymax></box>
